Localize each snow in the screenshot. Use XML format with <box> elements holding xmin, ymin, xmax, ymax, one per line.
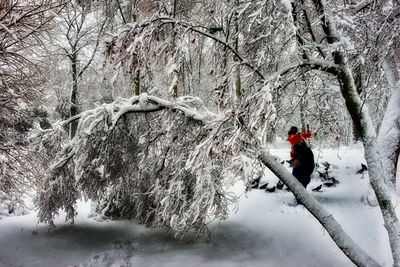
<box><xmin>0</xmin><ymin>141</ymin><xmax>394</xmax><ymax>266</ymax></box>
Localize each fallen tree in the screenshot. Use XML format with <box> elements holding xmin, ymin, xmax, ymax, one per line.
<box><xmin>35</xmin><ymin>0</ymin><xmax>399</xmax><ymax>265</ymax></box>
<box><xmin>36</xmin><ymin>92</ymin><xmax>380</xmax><ymax>266</ymax></box>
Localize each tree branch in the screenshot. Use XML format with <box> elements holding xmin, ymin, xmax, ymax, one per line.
<box><xmin>139</xmin><ymin>17</ymin><xmax>265</xmax><ymax>81</ymax></box>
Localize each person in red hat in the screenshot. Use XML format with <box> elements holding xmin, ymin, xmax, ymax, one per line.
<box><xmin>287</xmin><ymin>126</ymin><xmax>312</xmax><ymax>161</ymax></box>
<box><xmin>287</xmin><ymin>126</ymin><xmax>314</xmax><ymax>205</ymax></box>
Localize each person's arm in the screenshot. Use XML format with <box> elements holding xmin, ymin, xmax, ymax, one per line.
<box><xmin>302</xmin><ymin>130</ymin><xmax>312</xmax><ymax>139</ymax></box>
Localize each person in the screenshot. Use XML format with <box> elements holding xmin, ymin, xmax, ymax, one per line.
<box><xmin>287</xmin><ymin>126</ymin><xmax>312</xmax><ymax>161</ymax></box>
<box><xmin>287</xmin><ymin>126</ymin><xmax>315</xmax><ymax>205</ymax></box>
<box><xmin>291</xmin><ymin>142</ymin><xmax>315</xmax><ymax>189</ymax></box>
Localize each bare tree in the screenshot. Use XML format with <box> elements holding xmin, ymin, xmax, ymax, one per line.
<box><xmin>0</xmin><ymin>0</ymin><xmax>67</xmax><ymax>210</ymax></box>
<box><xmin>56</xmin><ymin>1</ymin><xmax>107</xmax><ymax>138</ymax></box>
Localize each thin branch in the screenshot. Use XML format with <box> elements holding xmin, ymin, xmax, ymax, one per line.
<box><xmin>78</xmin><ymin>18</ymin><xmax>107</xmax><ymax>77</ymax></box>
<box><xmin>141</xmin><ymin>17</ymin><xmax>265</xmax><ymax>81</ymax></box>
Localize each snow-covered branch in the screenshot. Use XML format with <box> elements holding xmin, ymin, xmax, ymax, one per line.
<box><xmin>36</xmin><ymin>93</ymin><xmax>232</xmax><ymax>239</ymax></box>
<box><xmin>127</xmin><ymin>16</ymin><xmax>265</xmax><ymax>81</ymax></box>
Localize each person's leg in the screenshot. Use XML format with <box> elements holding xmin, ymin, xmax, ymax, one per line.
<box><xmin>292</xmin><ymin>166</ymin><xmax>309</xmax><ymax>205</ymax></box>
<box><xmin>292</xmin><ymin>166</ymin><xmax>309</xmax><ymax>188</ymax></box>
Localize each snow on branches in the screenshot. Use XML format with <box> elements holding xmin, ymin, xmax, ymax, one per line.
<box><xmin>36</xmin><ymin>90</ymin><xmax>276</xmax><ymax>238</ymax></box>
<box><xmin>0</xmin><ymin>0</ymin><xmax>67</xmax><ymax>210</ymax></box>
<box><xmin>33</xmin><ymin>94</ymin><xmax>247</xmax><ymax>238</ymax></box>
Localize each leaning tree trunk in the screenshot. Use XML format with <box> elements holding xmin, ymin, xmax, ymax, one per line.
<box><xmin>310</xmin><ymin>0</ymin><xmax>400</xmax><ymax>265</ymax></box>
<box><xmin>257</xmin><ymin>148</ymin><xmax>379</xmax><ymax>267</ymax></box>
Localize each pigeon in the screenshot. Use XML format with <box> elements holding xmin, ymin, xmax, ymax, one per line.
<box><xmin>276</xmin><ymin>180</ymin><xmax>284</xmax><ymax>190</ymax></box>
<box><xmin>356</xmin><ymin>163</ymin><xmax>368</xmax><ymax>174</ymax></box>
<box><xmin>321</xmin><ymin>161</ymin><xmax>330</xmax><ymax>170</ymax></box>
<box><xmin>312</xmin><ymin>184</ymin><xmax>322</xmax><ymax>192</ymax></box>
<box><xmin>259</xmin><ymin>183</ymin><xmax>269</xmax><ymax>190</ymax></box>
<box><xmin>251</xmin><ymin>177</ymin><xmax>260</xmax><ymax>189</ymax></box>
<box><xmin>317</xmin><ymin>171</ymin><xmax>329</xmax><ymax>180</ymax></box>
<box><xmin>265</xmin><ymin>186</ymin><xmax>276</xmax><ymax>192</ymax></box>
<box><xmin>329</xmin><ymin>177</ymin><xmax>339</xmax><ymax>184</ymax></box>
<box><xmin>323</xmin><ymin>181</ymin><xmax>335</xmax><ymax>187</ymax></box>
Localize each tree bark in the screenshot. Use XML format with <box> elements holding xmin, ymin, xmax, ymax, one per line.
<box><xmin>378</xmin><ymin>58</ymin><xmax>400</xmax><ymax>187</ymax></box>
<box><xmin>134</xmin><ymin>70</ymin><xmax>140</xmax><ymax>96</ymax></box>
<box><xmin>70</xmin><ymin>53</ymin><xmax>79</xmax><ymax>139</ymax></box>
<box><xmin>233</xmin><ymin>2</ymin><xmax>241</xmax><ymax>107</ymax></box>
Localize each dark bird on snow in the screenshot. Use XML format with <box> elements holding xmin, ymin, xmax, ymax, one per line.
<box><xmin>312</xmin><ymin>184</ymin><xmax>322</xmax><ymax>192</ymax></box>
<box><xmin>329</xmin><ymin>177</ymin><xmax>339</xmax><ymax>184</ymax></box>
<box><xmin>259</xmin><ymin>183</ymin><xmax>269</xmax><ymax>190</ymax></box>
<box><xmin>356</xmin><ymin>163</ymin><xmax>368</xmax><ymax>174</ymax></box>
<box><xmin>323</xmin><ymin>181</ymin><xmax>335</xmax><ymax>187</ymax></box>
<box><xmin>321</xmin><ymin>161</ymin><xmax>330</xmax><ymax>170</ymax></box>
<box><xmin>276</xmin><ymin>180</ymin><xmax>284</xmax><ymax>190</ymax></box>
<box><xmin>251</xmin><ymin>177</ymin><xmax>260</xmax><ymax>189</ymax></box>
<box><xmin>317</xmin><ymin>171</ymin><xmax>329</xmax><ymax>180</ymax></box>
<box><xmin>265</xmin><ymin>186</ymin><xmax>276</xmax><ymax>192</ymax></box>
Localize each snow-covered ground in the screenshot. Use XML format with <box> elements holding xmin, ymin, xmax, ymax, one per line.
<box><xmin>0</xmin><ymin>141</ymin><xmax>395</xmax><ymax>267</ymax></box>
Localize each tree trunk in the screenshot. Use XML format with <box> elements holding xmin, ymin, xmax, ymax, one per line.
<box><xmin>172</xmin><ymin>0</ymin><xmax>178</xmax><ymax>98</ymax></box>
<box><xmin>299</xmin><ymin>98</ymin><xmax>306</xmax><ymax>133</ymax></box>
<box><xmin>70</xmin><ymin>53</ymin><xmax>78</xmax><ymax>139</ymax></box>
<box><xmin>378</xmin><ymin>58</ymin><xmax>400</xmax><ymax>187</ymax></box>
<box><xmin>257</xmin><ymin>149</ymin><xmax>380</xmax><ymax>267</ymax></box>
<box><xmin>310</xmin><ymin>0</ymin><xmax>400</xmax><ymax>264</ymax></box>
<box><xmin>134</xmin><ymin>70</ymin><xmax>140</xmax><ymax>96</ymax></box>
<box><xmin>233</xmin><ymin>3</ymin><xmax>241</xmax><ymax>108</ymax></box>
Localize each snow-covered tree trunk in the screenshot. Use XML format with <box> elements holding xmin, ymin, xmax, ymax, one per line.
<box><xmin>257</xmin><ymin>148</ymin><xmax>379</xmax><ymax>267</ymax></box>
<box><xmin>309</xmin><ymin>0</ymin><xmax>400</xmax><ymax>265</ymax></box>
<box><xmin>377</xmin><ymin>58</ymin><xmax>400</xmax><ymax>187</ymax></box>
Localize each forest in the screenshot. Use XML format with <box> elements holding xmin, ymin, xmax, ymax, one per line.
<box><xmin>0</xmin><ymin>0</ymin><xmax>399</xmax><ymax>266</ymax></box>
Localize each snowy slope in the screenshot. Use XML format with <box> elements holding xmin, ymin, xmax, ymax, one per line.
<box><xmin>0</xmin><ymin>142</ymin><xmax>394</xmax><ymax>267</ymax></box>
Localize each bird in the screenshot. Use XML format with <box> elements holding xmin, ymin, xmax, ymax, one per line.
<box><xmin>259</xmin><ymin>183</ymin><xmax>269</xmax><ymax>190</ymax></box>
<box><xmin>276</xmin><ymin>180</ymin><xmax>284</xmax><ymax>190</ymax></box>
<box><xmin>356</xmin><ymin>163</ymin><xmax>368</xmax><ymax>174</ymax></box>
<box><xmin>312</xmin><ymin>184</ymin><xmax>322</xmax><ymax>192</ymax></box>
<box><xmin>251</xmin><ymin>178</ymin><xmax>260</xmax><ymax>189</ymax></box>
<box><xmin>317</xmin><ymin>171</ymin><xmax>330</xmax><ymax>180</ymax></box>
<box><xmin>265</xmin><ymin>186</ymin><xmax>276</xmax><ymax>192</ymax></box>
<box><xmin>321</xmin><ymin>161</ymin><xmax>330</xmax><ymax>171</ymax></box>
<box><xmin>323</xmin><ymin>181</ymin><xmax>335</xmax><ymax>187</ymax></box>
<box><xmin>329</xmin><ymin>177</ymin><xmax>339</xmax><ymax>184</ymax></box>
